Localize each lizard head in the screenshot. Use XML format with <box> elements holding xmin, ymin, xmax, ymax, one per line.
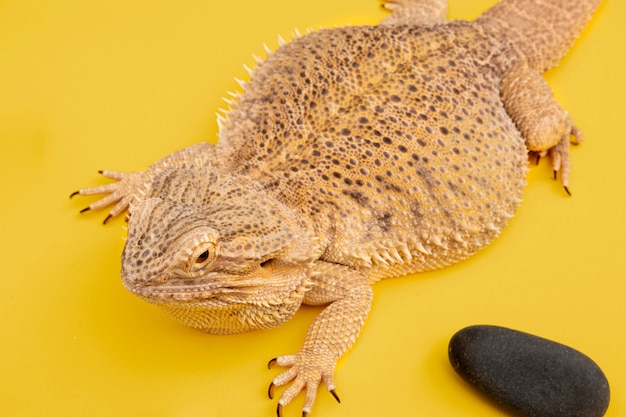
<box><xmin>120</xmin><ymin>167</ymin><xmax>320</xmax><ymax>334</ymax></box>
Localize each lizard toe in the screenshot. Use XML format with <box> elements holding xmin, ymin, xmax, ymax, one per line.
<box><xmin>72</xmin><ymin>170</ymin><xmax>147</xmax><ymax>223</ymax></box>
<box><xmin>548</xmin><ymin>120</ymin><xmax>582</xmax><ymax>195</ymax></box>
<box><xmin>269</xmin><ymin>353</ymin><xmax>340</xmax><ymax>416</ymax></box>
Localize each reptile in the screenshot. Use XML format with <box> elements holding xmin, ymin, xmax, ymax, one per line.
<box><xmin>71</xmin><ymin>0</ymin><xmax>603</xmax><ymax>415</ymax></box>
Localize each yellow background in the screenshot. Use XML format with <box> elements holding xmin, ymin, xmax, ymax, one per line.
<box><xmin>1</xmin><ymin>0</ymin><xmax>624</xmax><ymax>416</ymax></box>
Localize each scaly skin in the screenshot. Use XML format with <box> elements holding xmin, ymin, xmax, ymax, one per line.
<box><xmin>72</xmin><ymin>0</ymin><xmax>603</xmax><ymax>415</ymax></box>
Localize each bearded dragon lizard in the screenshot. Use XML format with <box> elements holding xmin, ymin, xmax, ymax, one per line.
<box><xmin>72</xmin><ymin>0</ymin><xmax>603</xmax><ymax>415</ymax></box>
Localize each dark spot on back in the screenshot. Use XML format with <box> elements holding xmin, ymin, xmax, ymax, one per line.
<box><xmin>376</xmin><ymin>212</ymin><xmax>393</xmax><ymax>232</ymax></box>
<box><xmin>342</xmin><ymin>190</ymin><xmax>370</xmax><ymax>207</ymax></box>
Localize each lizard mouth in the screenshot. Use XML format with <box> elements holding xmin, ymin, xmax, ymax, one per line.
<box><xmin>121</xmin><ymin>269</ymin><xmax>273</xmax><ymax>305</ymax></box>
<box><xmin>121</xmin><ymin>270</ymin><xmax>237</xmax><ymax>303</ymax></box>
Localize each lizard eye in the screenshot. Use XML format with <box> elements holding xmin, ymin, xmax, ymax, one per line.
<box><xmin>187</xmin><ymin>242</ymin><xmax>216</xmax><ymax>272</ymax></box>
<box><xmin>196</xmin><ymin>250</ymin><xmax>209</xmax><ymax>263</ymax></box>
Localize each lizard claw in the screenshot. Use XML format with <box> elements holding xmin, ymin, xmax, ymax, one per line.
<box><xmin>72</xmin><ymin>170</ymin><xmax>147</xmax><ymax>223</ymax></box>
<box><xmin>549</xmin><ymin>121</ymin><xmax>581</xmax><ymax>196</ymax></box>
<box><xmin>329</xmin><ymin>389</ymin><xmax>341</xmax><ymax>404</ymax></box>
<box><xmin>269</xmin><ymin>353</ymin><xmax>340</xmax><ymax>416</ymax></box>
<box><xmin>531</xmin><ymin>119</ymin><xmax>582</xmax><ymax>196</ymax></box>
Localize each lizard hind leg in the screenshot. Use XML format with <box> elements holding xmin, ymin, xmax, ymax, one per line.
<box><xmin>380</xmin><ymin>0</ymin><xmax>448</xmax><ymax>26</ymax></box>
<box><xmin>500</xmin><ymin>66</ymin><xmax>583</xmax><ymax>194</ymax></box>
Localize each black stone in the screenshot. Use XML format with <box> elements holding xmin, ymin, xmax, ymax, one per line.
<box><xmin>448</xmin><ymin>325</ymin><xmax>610</xmax><ymax>417</ymax></box>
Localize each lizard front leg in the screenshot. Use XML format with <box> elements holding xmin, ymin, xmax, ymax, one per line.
<box><xmin>269</xmin><ymin>261</ymin><xmax>373</xmax><ymax>417</ymax></box>
<box><xmin>71</xmin><ymin>142</ymin><xmax>218</xmax><ymax>223</ymax></box>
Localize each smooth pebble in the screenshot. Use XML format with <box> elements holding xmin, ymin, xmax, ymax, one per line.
<box><xmin>448</xmin><ymin>325</ymin><xmax>610</xmax><ymax>417</ymax></box>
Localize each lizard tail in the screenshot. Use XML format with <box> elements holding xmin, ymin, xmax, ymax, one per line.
<box><xmin>475</xmin><ymin>0</ymin><xmax>604</xmax><ymax>72</ymax></box>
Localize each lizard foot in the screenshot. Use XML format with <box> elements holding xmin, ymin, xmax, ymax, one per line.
<box><xmin>532</xmin><ymin>120</ymin><xmax>582</xmax><ymax>196</ymax></box>
<box><xmin>70</xmin><ymin>170</ymin><xmax>148</xmax><ymax>224</ymax></box>
<box><xmin>380</xmin><ymin>0</ymin><xmax>447</xmax><ymax>26</ymax></box>
<box><xmin>268</xmin><ymin>354</ymin><xmax>341</xmax><ymax>417</ymax></box>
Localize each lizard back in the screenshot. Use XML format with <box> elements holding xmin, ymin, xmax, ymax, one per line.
<box><xmin>216</xmin><ymin>23</ymin><xmax>527</xmax><ymax>279</ymax></box>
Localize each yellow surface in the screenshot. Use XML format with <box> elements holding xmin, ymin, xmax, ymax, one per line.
<box><xmin>1</xmin><ymin>0</ymin><xmax>624</xmax><ymax>416</ymax></box>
